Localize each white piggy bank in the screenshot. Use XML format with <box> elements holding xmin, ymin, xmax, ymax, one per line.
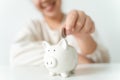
<box><xmin>43</xmin><ymin>39</ymin><xmax>78</xmax><ymax>77</ymax></box>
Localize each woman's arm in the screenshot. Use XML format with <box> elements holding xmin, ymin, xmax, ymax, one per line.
<box><xmin>64</xmin><ymin>10</ymin><xmax>109</xmax><ymax>63</ymax></box>
<box><xmin>78</xmin><ymin>55</ymin><xmax>94</xmax><ymax>64</ymax></box>
<box><xmin>77</xmin><ymin>32</ymin><xmax>110</xmax><ymax>63</ymax></box>
<box><xmin>75</xmin><ymin>33</ymin><xmax>97</xmax><ymax>55</ymax></box>
<box><xmin>10</xmin><ymin>20</ymin><xmax>45</xmax><ymax>66</ymax></box>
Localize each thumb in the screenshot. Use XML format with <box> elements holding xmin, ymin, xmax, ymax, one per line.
<box><xmin>61</xmin><ymin>24</ymin><xmax>66</xmax><ymax>37</ymax></box>
<box><xmin>62</xmin><ymin>24</ymin><xmax>72</xmax><ymax>35</ymax></box>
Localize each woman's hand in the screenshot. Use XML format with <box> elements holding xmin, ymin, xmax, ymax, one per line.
<box><xmin>64</xmin><ymin>10</ymin><xmax>95</xmax><ymax>37</ymax></box>
<box><xmin>63</xmin><ymin>10</ymin><xmax>97</xmax><ymax>55</ymax></box>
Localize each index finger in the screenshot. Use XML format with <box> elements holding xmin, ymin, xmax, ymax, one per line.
<box><xmin>65</xmin><ymin>11</ymin><xmax>78</xmax><ymax>33</ymax></box>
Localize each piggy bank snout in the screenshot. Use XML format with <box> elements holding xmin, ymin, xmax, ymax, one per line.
<box><xmin>44</xmin><ymin>57</ymin><xmax>57</xmax><ymax>68</ymax></box>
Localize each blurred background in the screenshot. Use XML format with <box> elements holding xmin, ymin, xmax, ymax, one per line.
<box><xmin>0</xmin><ymin>0</ymin><xmax>120</xmax><ymax>65</ymax></box>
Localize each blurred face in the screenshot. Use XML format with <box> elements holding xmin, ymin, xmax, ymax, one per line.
<box><xmin>33</xmin><ymin>0</ymin><xmax>62</xmax><ymax>18</ymax></box>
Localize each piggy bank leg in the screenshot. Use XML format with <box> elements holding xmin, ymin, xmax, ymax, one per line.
<box><xmin>60</xmin><ymin>72</ymin><xmax>70</xmax><ymax>78</ymax></box>
<box><xmin>49</xmin><ymin>72</ymin><xmax>56</xmax><ymax>76</ymax></box>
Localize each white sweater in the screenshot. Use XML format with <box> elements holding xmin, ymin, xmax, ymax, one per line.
<box><xmin>10</xmin><ymin>19</ymin><xmax>110</xmax><ymax>66</ymax></box>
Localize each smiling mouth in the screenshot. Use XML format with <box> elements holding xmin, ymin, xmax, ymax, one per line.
<box><xmin>41</xmin><ymin>1</ymin><xmax>56</xmax><ymax>12</ymax></box>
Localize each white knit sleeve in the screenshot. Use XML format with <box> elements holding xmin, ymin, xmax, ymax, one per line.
<box><xmin>10</xmin><ymin>20</ymin><xmax>45</xmax><ymax>66</ymax></box>
<box><xmin>86</xmin><ymin>30</ymin><xmax>110</xmax><ymax>63</ymax></box>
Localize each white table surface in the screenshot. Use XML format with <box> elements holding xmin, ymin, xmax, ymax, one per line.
<box><xmin>0</xmin><ymin>64</ymin><xmax>120</xmax><ymax>80</ymax></box>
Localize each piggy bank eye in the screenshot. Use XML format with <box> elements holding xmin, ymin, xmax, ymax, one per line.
<box><xmin>53</xmin><ymin>49</ymin><xmax>56</xmax><ymax>52</ymax></box>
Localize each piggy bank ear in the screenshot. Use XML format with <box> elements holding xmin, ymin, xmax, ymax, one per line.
<box><xmin>58</xmin><ymin>39</ymin><xmax>68</xmax><ymax>49</ymax></box>
<box><xmin>42</xmin><ymin>41</ymin><xmax>50</xmax><ymax>48</ymax></box>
